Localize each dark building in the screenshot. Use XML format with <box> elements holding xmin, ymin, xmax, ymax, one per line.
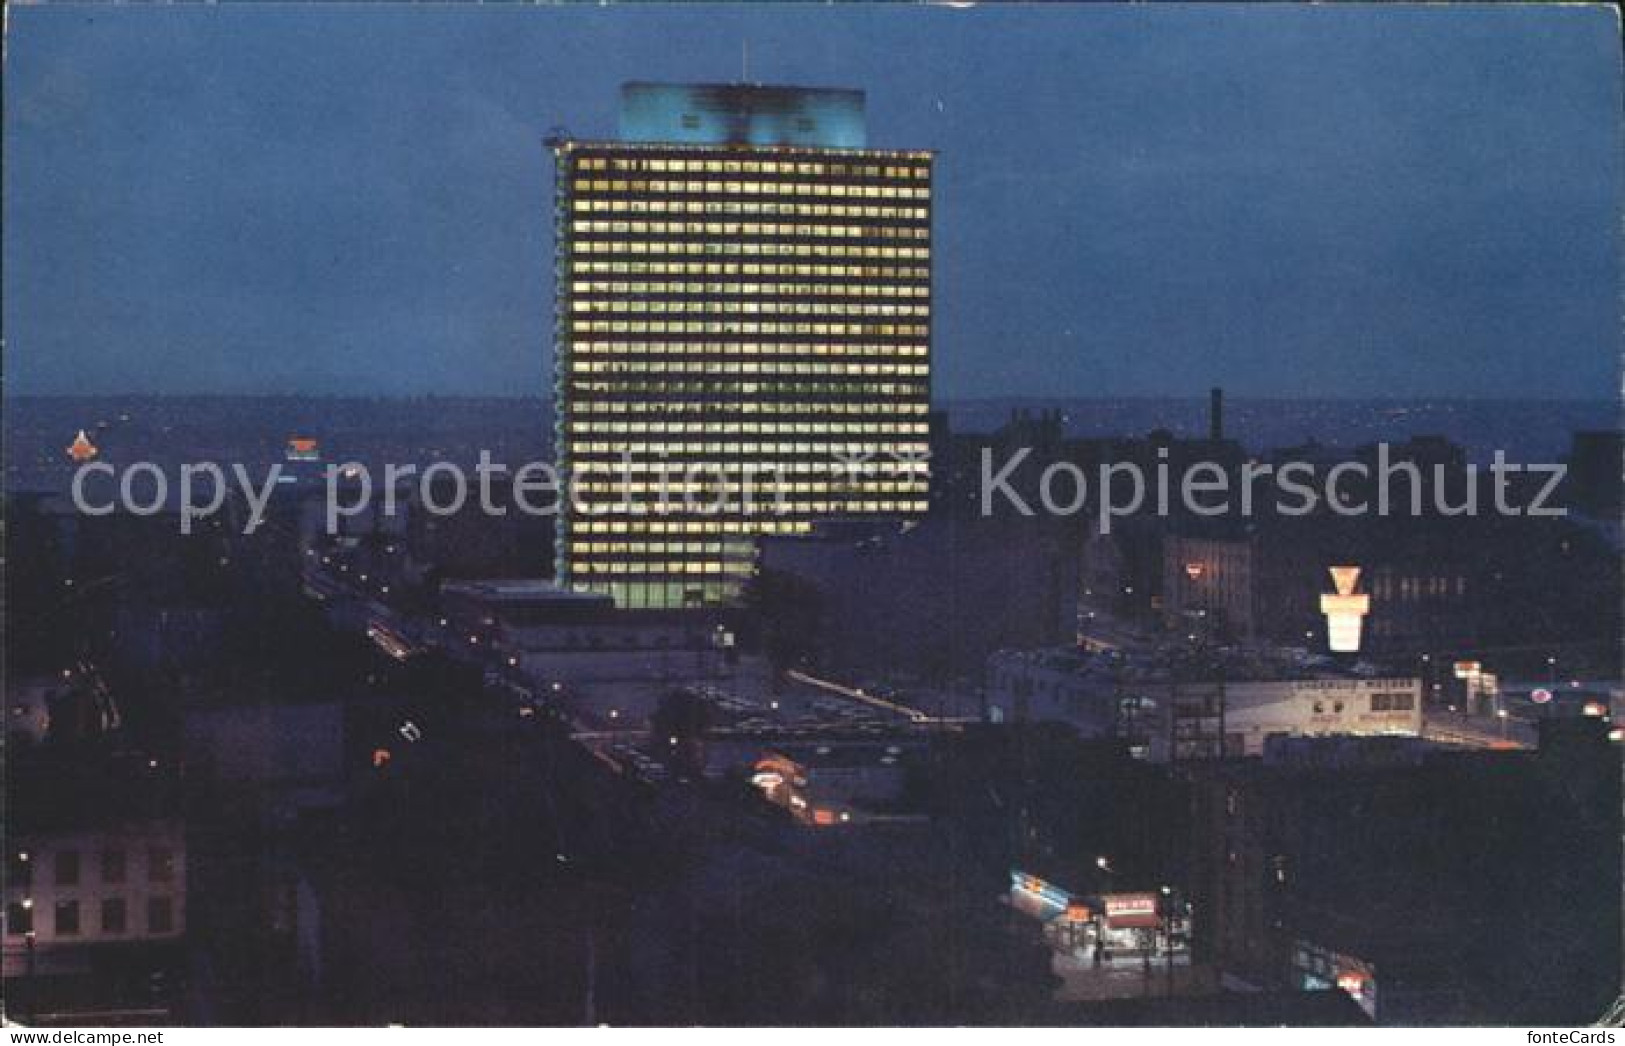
<box><xmin>1566</xmin><ymin>430</ymin><xmax>1623</xmax><ymax>518</ymax></box>
<box><xmin>756</xmin><ymin>514</ymin><xmax>1078</xmax><ymax>684</ymax></box>
<box><xmin>4</xmin><ymin>752</ymin><xmax>188</xmax><ymax>1024</ymax></box>
<box><xmin>1188</xmin><ymin>721</ymin><xmax>1621</xmax><ymax>1024</ymax></box>
<box><xmin>1351</xmin><ymin>434</ymin><xmax>1471</xmax><ymax>517</ymax></box>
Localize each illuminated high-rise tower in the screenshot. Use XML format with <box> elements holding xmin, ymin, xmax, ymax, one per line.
<box><xmin>551</xmin><ymin>83</ymin><xmax>933</xmax><ymax>609</ymax></box>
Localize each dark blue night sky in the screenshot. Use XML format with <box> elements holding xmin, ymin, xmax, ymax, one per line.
<box><xmin>4</xmin><ymin>3</ymin><xmax>1619</xmax><ymax>399</ymax></box>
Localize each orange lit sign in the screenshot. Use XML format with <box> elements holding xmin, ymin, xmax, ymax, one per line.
<box><xmin>67</xmin><ymin>430</ymin><xmax>98</xmax><ymax>463</ymax></box>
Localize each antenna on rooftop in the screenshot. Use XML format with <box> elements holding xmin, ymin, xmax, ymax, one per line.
<box><xmin>741</xmin><ymin>39</ymin><xmax>750</xmax><ymax>84</ymax></box>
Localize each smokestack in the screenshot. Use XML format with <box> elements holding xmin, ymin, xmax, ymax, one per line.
<box><xmin>1209</xmin><ymin>387</ymin><xmax>1223</xmax><ymax>442</ymax></box>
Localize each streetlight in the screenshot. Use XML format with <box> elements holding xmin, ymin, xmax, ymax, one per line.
<box><xmin>1159</xmin><ymin>885</ymin><xmax>1176</xmax><ymax>995</ymax></box>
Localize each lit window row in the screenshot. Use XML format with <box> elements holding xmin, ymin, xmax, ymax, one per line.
<box><xmin>563</xmin><ymin>458</ymin><xmax>928</xmax><ymax>477</ymax></box>
<box><xmin>569</xmin><ymin>581</ymin><xmax>736</xmax><ymax>609</ymax></box>
<box><xmin>566</xmin><ymin>420</ymin><xmax>931</xmax><ymax>436</ymax></box>
<box><xmin>574</xmin><ymin>468</ymin><xmax>929</xmax><ymax>485</ymax></box>
<box><xmin>566</xmin><ymin>541</ymin><xmax>755</xmax><ymax>562</ymax></box>
<box><xmin>566</xmin><ymin>440</ymin><xmax>931</xmax><ymax>458</ymax></box>
<box><xmin>570</xmin><ymin>377</ymin><xmax>926</xmax><ymax>394</ymax></box>
<box><xmin>570</xmin><ymin>260</ymin><xmax>928</xmax><ymax>280</ymax></box>
<box><xmin>568</xmin><ymin>545</ymin><xmax>756</xmax><ymax>562</ymax></box>
<box><xmin>571</xmin><ymin>177</ymin><xmax>929</xmax><ymax>198</ymax></box>
<box><xmin>577</xmin><ymin>156</ymin><xmax>930</xmax><ymax>179</ymax></box>
<box><xmin>569</xmin><ymin>341</ymin><xmax>928</xmax><ymax>358</ymax></box>
<box><xmin>571</xmin><ymin>320</ymin><xmax>929</xmax><ymax>337</ymax></box>
<box><xmin>571</xmin><ymin>361</ymin><xmax>929</xmax><ymax>378</ymax></box>
<box><xmin>567</xmin><ymin>412</ymin><xmax>932</xmax><ymax>428</ymax></box>
<box><xmin>571</xmin><ymin>221</ymin><xmax>928</xmax><ymax>242</ymax></box>
<box><xmin>570</xmin><ymin>280</ymin><xmax>928</xmax><ymax>298</ymax></box>
<box><xmin>572</xmin><ymin>299</ymin><xmax>929</xmax><ymax>318</ymax></box>
<box><xmin>568</xmin><ymin>398</ymin><xmax>929</xmax><ymax>415</ymax></box>
<box><xmin>573</xmin><ymin>198</ymin><xmax>928</xmax><ymax>220</ymax></box>
<box><xmin>572</xmin><ymin>241</ymin><xmax>930</xmax><ymax>260</ymax></box>
<box><xmin>570</xmin><ymin>519</ymin><xmax>814</xmax><ymax>536</ymax></box>
<box><xmin>572</xmin><ymin>560</ymin><xmax>756</xmax><ymax>577</ymax></box>
<box><xmin>571</xmin><ymin>541</ymin><xmax>764</xmax><ymax>556</ymax></box>
<box><xmin>568</xmin><ymin>499</ymin><xmax>932</xmax><ymax>521</ymax></box>
<box><xmin>572</xmin><ymin>376</ymin><xmax>927</xmax><ymax>394</ymax></box>
<box><xmin>575</xmin><ymin>482</ymin><xmax>926</xmax><ymax>499</ymax></box>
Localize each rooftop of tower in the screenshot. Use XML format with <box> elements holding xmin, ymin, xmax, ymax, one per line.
<box><xmin>618</xmin><ymin>82</ymin><xmax>867</xmax><ymax>149</ymax></box>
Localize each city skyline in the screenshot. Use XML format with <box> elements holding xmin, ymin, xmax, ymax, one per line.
<box><xmin>5</xmin><ymin>3</ymin><xmax>1620</xmax><ymax>400</ymax></box>
<box><xmin>4</xmin><ymin>5</ymin><xmax>1623</xmax><ymax>1030</ymax></box>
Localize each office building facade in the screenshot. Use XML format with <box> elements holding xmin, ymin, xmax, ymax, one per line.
<box><xmin>552</xmin><ymin>83</ymin><xmax>933</xmax><ymax>609</ymax></box>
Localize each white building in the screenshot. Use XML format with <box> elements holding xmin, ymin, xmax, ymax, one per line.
<box><xmin>985</xmin><ymin>646</ymin><xmax>1421</xmax><ymax>762</ymax></box>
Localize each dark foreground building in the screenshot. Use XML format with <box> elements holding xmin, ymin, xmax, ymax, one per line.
<box><xmin>1188</xmin><ymin>721</ymin><xmax>1622</xmax><ymax>1025</ymax></box>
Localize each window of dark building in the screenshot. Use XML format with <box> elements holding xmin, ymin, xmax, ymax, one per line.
<box><xmin>54</xmin><ymin>899</ymin><xmax>80</xmax><ymax>936</ymax></box>
<box><xmin>148</xmin><ymin>847</ymin><xmax>175</xmax><ymax>884</ymax></box>
<box><xmin>101</xmin><ymin>849</ymin><xmax>126</xmax><ymax>884</ymax></box>
<box><xmin>5</xmin><ymin>902</ymin><xmax>32</xmax><ymax>936</ymax></box>
<box><xmin>55</xmin><ymin>850</ymin><xmax>79</xmax><ymax>887</ymax></box>
<box><xmin>101</xmin><ymin>897</ymin><xmax>127</xmax><ymax>934</ymax></box>
<box><xmin>7</xmin><ymin>851</ymin><xmax>31</xmax><ymax>889</ymax></box>
<box><xmin>147</xmin><ymin>896</ymin><xmax>174</xmax><ymax>934</ymax></box>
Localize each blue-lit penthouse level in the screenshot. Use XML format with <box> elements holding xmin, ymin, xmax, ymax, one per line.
<box><xmin>618</xmin><ymin>82</ymin><xmax>867</xmax><ymax>149</ymax></box>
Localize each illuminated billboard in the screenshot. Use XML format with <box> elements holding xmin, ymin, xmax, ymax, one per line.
<box><xmin>1319</xmin><ymin>565</ymin><xmax>1371</xmax><ymax>653</ymax></box>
